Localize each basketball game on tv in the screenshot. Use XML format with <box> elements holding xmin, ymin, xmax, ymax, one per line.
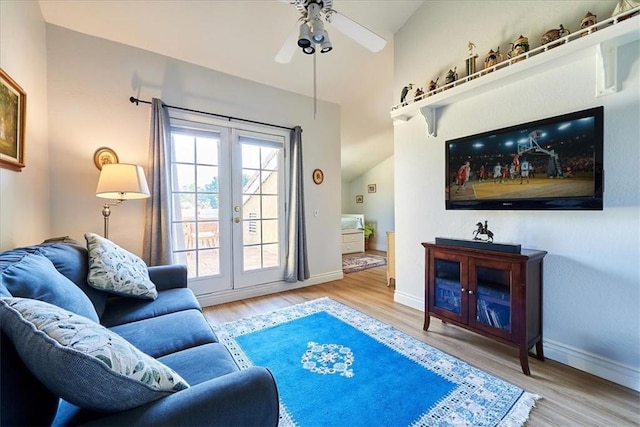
<box><xmin>445</xmin><ymin>107</ymin><xmax>604</xmax><ymax>211</ymax></box>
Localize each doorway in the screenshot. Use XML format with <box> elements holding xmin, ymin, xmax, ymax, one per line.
<box><xmin>170</xmin><ymin>122</ymin><xmax>287</xmax><ymax>296</ymax></box>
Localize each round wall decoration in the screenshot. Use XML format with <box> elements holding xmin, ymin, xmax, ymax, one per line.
<box><xmin>93</xmin><ymin>147</ymin><xmax>119</xmax><ymax>170</ymax></box>
<box><xmin>313</xmin><ymin>168</ymin><xmax>324</xmax><ymax>185</ymax></box>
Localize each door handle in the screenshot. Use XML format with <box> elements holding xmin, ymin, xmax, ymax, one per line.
<box><xmin>234</xmin><ymin>217</ymin><xmax>241</xmax><ymax>223</ymax></box>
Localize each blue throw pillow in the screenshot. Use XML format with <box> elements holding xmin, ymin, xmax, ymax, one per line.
<box><xmin>0</xmin><ymin>297</ymin><xmax>190</xmax><ymax>412</ymax></box>
<box><xmin>1</xmin><ymin>253</ymin><xmax>98</xmax><ymax>322</ymax></box>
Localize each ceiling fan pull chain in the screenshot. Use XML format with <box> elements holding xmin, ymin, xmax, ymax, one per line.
<box><xmin>313</xmin><ymin>48</ymin><xmax>317</xmax><ymax>120</ymax></box>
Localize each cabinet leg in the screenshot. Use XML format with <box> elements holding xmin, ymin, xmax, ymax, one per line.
<box><xmin>423</xmin><ymin>315</ymin><xmax>431</xmax><ymax>331</ymax></box>
<box><xmin>535</xmin><ymin>341</ymin><xmax>545</xmax><ymax>361</ymax></box>
<box><xmin>519</xmin><ymin>346</ymin><xmax>531</xmax><ymax>376</ymax></box>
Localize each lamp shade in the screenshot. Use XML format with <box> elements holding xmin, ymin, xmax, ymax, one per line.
<box><xmin>96</xmin><ymin>163</ymin><xmax>150</xmax><ymax>200</ymax></box>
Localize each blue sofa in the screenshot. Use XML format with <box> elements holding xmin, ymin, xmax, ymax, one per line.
<box><xmin>0</xmin><ymin>239</ymin><xmax>279</xmax><ymax>426</ymax></box>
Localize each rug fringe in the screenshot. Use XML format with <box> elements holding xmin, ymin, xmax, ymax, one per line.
<box><xmin>498</xmin><ymin>392</ymin><xmax>541</xmax><ymax>427</ymax></box>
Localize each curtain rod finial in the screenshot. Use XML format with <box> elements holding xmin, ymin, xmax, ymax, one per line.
<box><xmin>129</xmin><ymin>96</ymin><xmax>139</xmax><ymax>105</ymax></box>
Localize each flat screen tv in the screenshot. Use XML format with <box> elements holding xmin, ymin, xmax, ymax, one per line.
<box><xmin>445</xmin><ymin>106</ymin><xmax>604</xmax><ymax>210</ymax></box>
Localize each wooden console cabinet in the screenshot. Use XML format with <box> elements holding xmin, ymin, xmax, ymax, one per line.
<box><xmin>422</xmin><ymin>242</ymin><xmax>547</xmax><ymax>375</ymax></box>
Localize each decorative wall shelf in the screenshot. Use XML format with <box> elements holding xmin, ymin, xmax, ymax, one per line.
<box><xmin>390</xmin><ymin>9</ymin><xmax>640</xmax><ymax>137</ymax></box>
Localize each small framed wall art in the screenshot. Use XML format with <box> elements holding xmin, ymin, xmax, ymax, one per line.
<box><xmin>312</xmin><ymin>168</ymin><xmax>324</xmax><ymax>185</ymax></box>
<box><xmin>368</xmin><ymin>184</ymin><xmax>377</xmax><ymax>193</ymax></box>
<box><xmin>355</xmin><ymin>195</ymin><xmax>364</xmax><ymax>203</ymax></box>
<box><xmin>0</xmin><ymin>68</ymin><xmax>27</xmax><ymax>172</ymax></box>
<box><xmin>93</xmin><ymin>147</ymin><xmax>119</xmax><ymax>170</ymax></box>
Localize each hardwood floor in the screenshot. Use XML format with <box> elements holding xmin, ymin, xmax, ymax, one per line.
<box><xmin>203</xmin><ymin>255</ymin><xmax>640</xmax><ymax>426</ymax></box>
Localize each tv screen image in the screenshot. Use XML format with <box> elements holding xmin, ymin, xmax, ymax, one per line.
<box><xmin>445</xmin><ymin>106</ymin><xmax>604</xmax><ymax>210</ymax></box>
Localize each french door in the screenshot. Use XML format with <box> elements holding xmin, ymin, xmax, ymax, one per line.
<box><xmin>170</xmin><ymin>121</ymin><xmax>287</xmax><ymax>296</ymax></box>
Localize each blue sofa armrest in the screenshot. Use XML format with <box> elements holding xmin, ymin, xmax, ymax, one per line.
<box><xmin>83</xmin><ymin>367</ymin><xmax>279</xmax><ymax>426</ymax></box>
<box><xmin>147</xmin><ymin>265</ymin><xmax>188</xmax><ymax>291</ymax></box>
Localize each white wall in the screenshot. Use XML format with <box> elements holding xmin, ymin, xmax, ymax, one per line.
<box><xmin>45</xmin><ymin>25</ymin><xmax>343</xmax><ymax>280</ymax></box>
<box><xmin>0</xmin><ymin>0</ymin><xmax>50</xmax><ymax>250</ymax></box>
<box><xmin>342</xmin><ymin>156</ymin><xmax>395</xmax><ymax>251</ymax></box>
<box><xmin>394</xmin><ymin>1</ymin><xmax>639</xmax><ymax>390</ymax></box>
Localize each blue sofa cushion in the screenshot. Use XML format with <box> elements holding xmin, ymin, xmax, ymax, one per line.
<box><xmin>101</xmin><ymin>288</ymin><xmax>202</xmax><ymax>327</ymax></box>
<box><xmin>85</xmin><ymin>233</ymin><xmax>158</xmax><ymax>300</ymax></box>
<box><xmin>37</xmin><ymin>242</ymin><xmax>109</xmax><ymax>317</ymax></box>
<box><xmin>109</xmin><ymin>309</ymin><xmax>218</xmax><ymax>358</ymax></box>
<box><xmin>0</xmin><ymin>243</ymin><xmax>108</xmax><ymax>317</ymax></box>
<box><xmin>1</xmin><ymin>253</ymin><xmax>99</xmax><ymax>322</ymax></box>
<box><xmin>1</xmin><ymin>331</ymin><xmax>59</xmax><ymax>426</ymax></box>
<box><xmin>0</xmin><ymin>297</ymin><xmax>189</xmax><ymax>412</ymax></box>
<box><xmin>159</xmin><ymin>343</ymin><xmax>239</xmax><ymax>386</ymax></box>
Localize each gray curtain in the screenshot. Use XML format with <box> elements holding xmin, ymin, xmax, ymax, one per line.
<box><xmin>284</xmin><ymin>126</ymin><xmax>310</xmax><ymax>282</ymax></box>
<box><xmin>142</xmin><ymin>98</ymin><xmax>173</xmax><ymax>266</ymax></box>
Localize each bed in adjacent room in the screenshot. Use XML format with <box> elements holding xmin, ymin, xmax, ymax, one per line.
<box><xmin>341</xmin><ymin>214</ymin><xmax>365</xmax><ymax>254</ymax></box>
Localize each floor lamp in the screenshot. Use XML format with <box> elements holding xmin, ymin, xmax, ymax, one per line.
<box><xmin>95</xmin><ymin>163</ymin><xmax>150</xmax><ymax>239</ymax></box>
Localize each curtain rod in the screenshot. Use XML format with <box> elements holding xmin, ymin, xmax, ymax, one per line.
<box><xmin>129</xmin><ymin>97</ymin><xmax>294</xmax><ymax>131</ymax></box>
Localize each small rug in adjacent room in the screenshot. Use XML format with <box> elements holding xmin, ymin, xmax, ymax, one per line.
<box><xmin>342</xmin><ymin>253</ymin><xmax>387</xmax><ymax>273</ymax></box>
<box><xmin>213</xmin><ymin>298</ymin><xmax>540</xmax><ymax>427</ymax></box>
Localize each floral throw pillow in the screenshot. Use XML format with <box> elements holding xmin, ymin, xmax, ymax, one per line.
<box><xmin>85</xmin><ymin>233</ymin><xmax>158</xmax><ymax>300</ymax></box>
<box><xmin>0</xmin><ymin>297</ymin><xmax>189</xmax><ymax>412</ymax></box>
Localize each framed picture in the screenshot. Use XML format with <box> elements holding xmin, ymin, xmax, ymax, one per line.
<box><xmin>312</xmin><ymin>168</ymin><xmax>324</xmax><ymax>185</ymax></box>
<box><xmin>355</xmin><ymin>195</ymin><xmax>364</xmax><ymax>203</ymax></box>
<box><xmin>368</xmin><ymin>184</ymin><xmax>377</xmax><ymax>193</ymax></box>
<box><xmin>93</xmin><ymin>147</ymin><xmax>119</xmax><ymax>170</ymax></box>
<box><xmin>0</xmin><ymin>68</ymin><xmax>27</xmax><ymax>172</ymax></box>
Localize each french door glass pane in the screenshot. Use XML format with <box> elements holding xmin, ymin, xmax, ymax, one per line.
<box><xmin>197</xmin><ymin>249</ymin><xmax>220</xmax><ymax>277</ymax></box>
<box><xmin>172</xmin><ymin>134</ymin><xmax>195</xmax><ymax>162</ymax></box>
<box><xmin>171</xmin><ymin>130</ymin><xmax>222</xmax><ymax>279</ymax></box>
<box><xmin>239</xmin><ymin>138</ymin><xmax>280</xmax><ymax>274</ymax></box>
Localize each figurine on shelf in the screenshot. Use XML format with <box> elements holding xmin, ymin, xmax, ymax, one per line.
<box><xmin>444</xmin><ymin>67</ymin><xmax>458</xmax><ymax>87</ymax></box>
<box><xmin>541</xmin><ymin>24</ymin><xmax>570</xmax><ymax>48</ymax></box>
<box><xmin>580</xmin><ymin>11</ymin><xmax>597</xmax><ymax>36</ymax></box>
<box><xmin>466</xmin><ymin>41</ymin><xmax>479</xmax><ymax>79</ymax></box>
<box><xmin>427</xmin><ymin>77</ymin><xmax>439</xmax><ymax>95</ymax></box>
<box><xmin>400</xmin><ymin>83</ymin><xmax>415</xmax><ymax>106</ymax></box>
<box><xmin>414</xmin><ymin>87</ymin><xmax>425</xmax><ymax>102</ymax></box>
<box><xmin>611</xmin><ymin>0</ymin><xmax>640</xmax><ymax>20</ymax></box>
<box><xmin>473</xmin><ymin>220</ymin><xmax>494</xmax><ymax>243</ymax></box>
<box><xmin>484</xmin><ymin>47</ymin><xmax>504</xmax><ymax>72</ymax></box>
<box><xmin>507</xmin><ymin>35</ymin><xmax>530</xmax><ymax>62</ymax></box>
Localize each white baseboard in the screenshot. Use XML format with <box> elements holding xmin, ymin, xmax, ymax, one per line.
<box><xmin>370</xmin><ymin>242</ymin><xmax>387</xmax><ymax>252</ymax></box>
<box><xmin>393</xmin><ymin>291</ymin><xmax>424</xmax><ymax>311</ymax></box>
<box><xmin>390</xmin><ymin>295</ymin><xmax>639</xmax><ymax>392</ymax></box>
<box><xmin>544</xmin><ymin>338</ymin><xmax>640</xmax><ymax>392</ymax></box>
<box><xmin>196</xmin><ymin>270</ymin><xmax>344</xmax><ymax>308</ymax></box>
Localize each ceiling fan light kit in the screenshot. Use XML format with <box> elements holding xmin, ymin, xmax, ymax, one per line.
<box><xmin>297</xmin><ymin>2</ymin><xmax>330</xmax><ymax>56</ymax></box>
<box><xmin>280</xmin><ymin>0</ymin><xmax>387</xmax><ymax>118</ymax></box>
<box><xmin>279</xmin><ymin>0</ymin><xmax>387</xmax><ymax>63</ymax></box>
<box><xmin>297</xmin><ymin>21</ymin><xmax>312</xmax><ymax>49</ymax></box>
<box><xmin>310</xmin><ymin>17</ymin><xmax>326</xmax><ymax>43</ymax></box>
<box><xmin>320</xmin><ymin>38</ymin><xmax>333</xmax><ymax>53</ymax></box>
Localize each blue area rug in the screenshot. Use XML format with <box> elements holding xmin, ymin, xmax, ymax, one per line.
<box><xmin>213</xmin><ymin>298</ymin><xmax>539</xmax><ymax>426</ymax></box>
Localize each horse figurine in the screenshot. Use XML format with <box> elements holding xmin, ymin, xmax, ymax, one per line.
<box><xmin>473</xmin><ymin>220</ymin><xmax>494</xmax><ymax>242</ymax></box>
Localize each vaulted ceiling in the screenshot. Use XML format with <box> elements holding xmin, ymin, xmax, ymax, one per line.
<box><xmin>38</xmin><ymin>1</ymin><xmax>424</xmax><ymax>182</ymax></box>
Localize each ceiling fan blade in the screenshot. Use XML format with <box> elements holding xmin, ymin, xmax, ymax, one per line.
<box><xmin>325</xmin><ymin>10</ymin><xmax>386</xmax><ymax>53</ymax></box>
<box><xmin>275</xmin><ymin>26</ymin><xmax>299</xmax><ymax>63</ymax></box>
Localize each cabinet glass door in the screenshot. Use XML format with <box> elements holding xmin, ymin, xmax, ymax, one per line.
<box><xmin>473</xmin><ymin>265</ymin><xmax>512</xmax><ymax>335</ymax></box>
<box><xmin>434</xmin><ymin>259</ymin><xmax>462</xmax><ymax>314</ymax></box>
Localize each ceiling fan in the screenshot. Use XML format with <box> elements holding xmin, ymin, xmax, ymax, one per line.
<box><xmin>275</xmin><ymin>0</ymin><xmax>387</xmax><ymax>63</ymax></box>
